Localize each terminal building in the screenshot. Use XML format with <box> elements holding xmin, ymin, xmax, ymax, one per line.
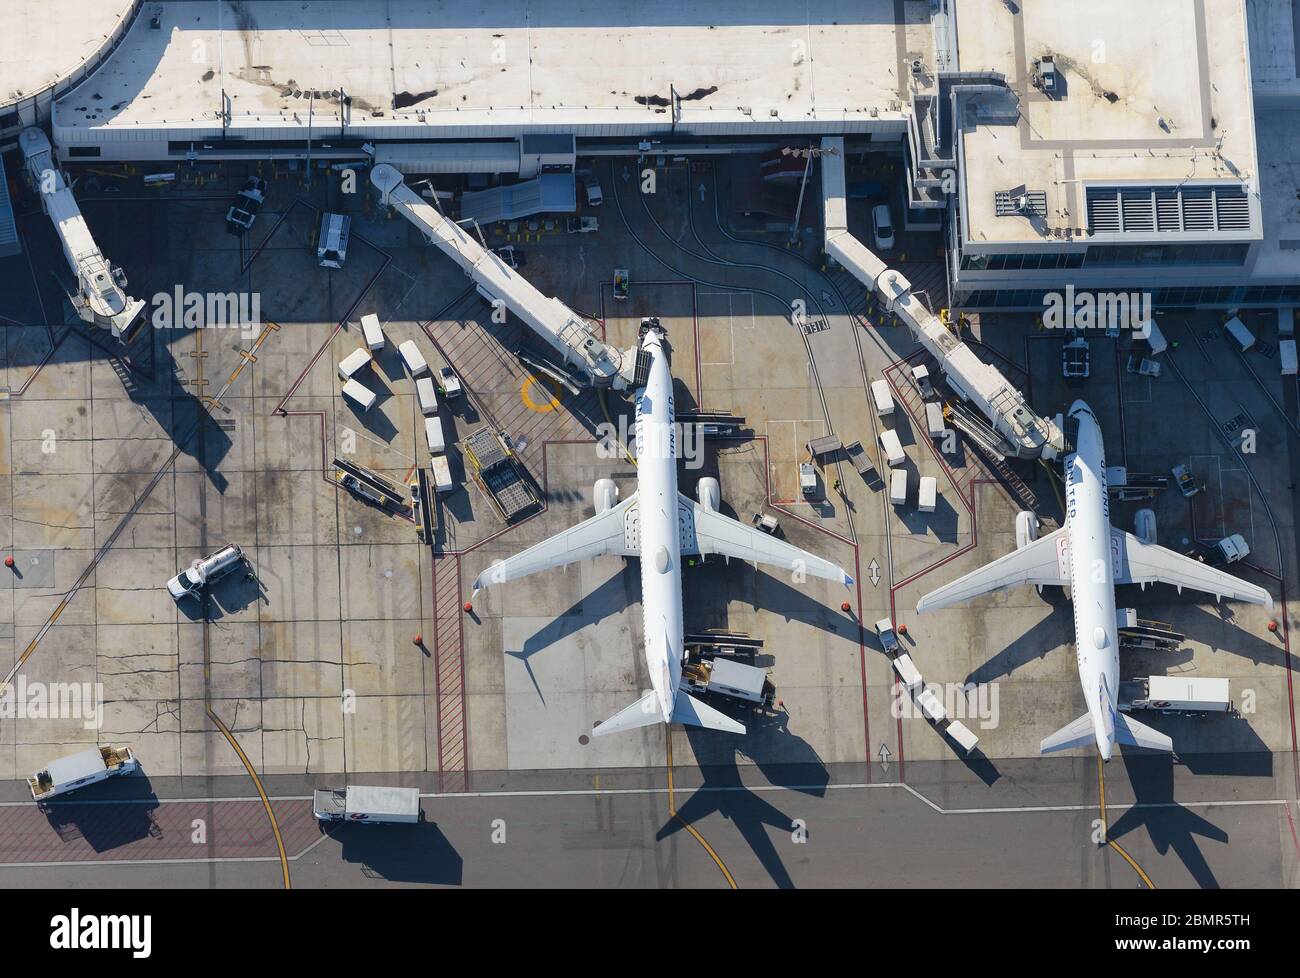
<box><xmin>4</xmin><ymin>0</ymin><xmax>1298</xmax><ymax>312</ymax></box>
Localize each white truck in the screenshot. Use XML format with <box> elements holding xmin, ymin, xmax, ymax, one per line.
<box><xmin>312</xmin><ymin>785</ymin><xmax>421</xmax><ymax>824</ymax></box>
<box><xmin>30</xmin><ymin>745</ymin><xmax>138</xmax><ymax>801</ymax></box>
<box><xmin>167</xmin><ymin>543</ymin><xmax>245</xmax><ymax>600</ymax></box>
<box><xmin>798</xmin><ymin>462</ymin><xmax>817</xmax><ymax>498</ymax></box>
<box><xmin>1126</xmin><ymin>676</ymin><xmax>1232</xmax><ymax>715</ymax></box>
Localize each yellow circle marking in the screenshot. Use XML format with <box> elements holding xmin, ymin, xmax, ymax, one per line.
<box><xmin>521</xmin><ymin>374</ymin><xmax>562</xmax><ymax>413</ymax></box>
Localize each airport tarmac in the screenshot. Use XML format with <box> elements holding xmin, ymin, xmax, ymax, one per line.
<box><xmin>0</xmin><ymin>153</ymin><xmax>1296</xmax><ymax>887</ymax></box>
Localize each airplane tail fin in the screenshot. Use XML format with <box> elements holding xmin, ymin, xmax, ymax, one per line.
<box><xmin>1039</xmin><ymin>712</ymin><xmax>1096</xmax><ymax>755</ymax></box>
<box><xmin>591</xmin><ymin>691</ymin><xmax>663</xmax><ymax>737</ymax></box>
<box><xmin>672</xmin><ymin>690</ymin><xmax>746</xmax><ymax>735</ymax></box>
<box><xmin>1114</xmin><ymin>711</ymin><xmax>1174</xmax><ymax>752</ymax></box>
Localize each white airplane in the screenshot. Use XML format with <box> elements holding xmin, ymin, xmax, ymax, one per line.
<box><xmin>916</xmin><ymin>399</ymin><xmax>1272</xmax><ymax>760</ymax></box>
<box><xmin>473</xmin><ymin>321</ymin><xmax>853</xmax><ymax>737</ymax></box>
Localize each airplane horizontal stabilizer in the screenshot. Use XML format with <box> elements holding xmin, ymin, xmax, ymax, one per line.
<box><xmin>1039</xmin><ymin>713</ymin><xmax>1095</xmax><ymax>755</ymax></box>
<box><xmin>1114</xmin><ymin>712</ymin><xmax>1174</xmax><ymax>753</ymax></box>
<box><xmin>591</xmin><ymin>691</ymin><xmax>663</xmax><ymax>737</ymax></box>
<box><xmin>672</xmin><ymin>690</ymin><xmax>746</xmax><ymax>735</ymax></box>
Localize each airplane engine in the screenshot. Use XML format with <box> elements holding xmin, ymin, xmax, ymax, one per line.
<box><xmin>1134</xmin><ymin>508</ymin><xmax>1157</xmax><ymax>545</ymax></box>
<box><xmin>697</xmin><ymin>477</ymin><xmax>721</xmax><ymax>513</ymax></box>
<box><xmin>593</xmin><ymin>478</ymin><xmax>619</xmax><ymax>514</ymax></box>
<box><xmin>1015</xmin><ymin>511</ymin><xmax>1039</xmax><ymax>550</ymax></box>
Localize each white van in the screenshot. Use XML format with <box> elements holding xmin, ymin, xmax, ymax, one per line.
<box><xmin>889</xmin><ymin>469</ymin><xmax>908</xmax><ymax>506</ymax></box>
<box><xmin>925</xmin><ymin>401</ymin><xmax>945</xmax><ymax>439</ymax></box>
<box><xmin>168</xmin><ymin>543</ymin><xmax>245</xmax><ymax>600</ymax></box>
<box><xmin>360</xmin><ymin>313</ymin><xmax>385</xmax><ymax>351</ymax></box>
<box><xmin>891</xmin><ymin>652</ymin><xmax>923</xmax><ymax>691</ymax></box>
<box><xmin>918</xmin><ymin>475</ymin><xmax>937</xmax><ymax>513</ymax></box>
<box><xmin>415</xmin><ymin>376</ymin><xmax>439</xmax><ymax>416</ymax></box>
<box><xmin>399</xmin><ymin>340</ymin><xmax>430</xmax><ymax>376</ymax></box>
<box><xmin>342</xmin><ymin>378</ymin><xmax>377</xmax><ymax>412</ymax></box>
<box><xmin>879</xmin><ymin>429</ymin><xmax>905</xmax><ymax>466</ymax></box>
<box><xmin>425</xmin><ymin>417</ymin><xmax>446</xmax><ymax>454</ymax></box>
<box><xmin>870</xmin><ymin>379</ymin><xmax>895</xmax><ymax>416</ymax></box>
<box><xmin>338</xmin><ymin>347</ymin><xmax>371</xmax><ymax>380</ymax></box>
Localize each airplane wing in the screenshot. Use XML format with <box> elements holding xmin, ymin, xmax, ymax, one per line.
<box><xmin>679</xmin><ymin>496</ymin><xmax>853</xmax><ymax>586</ymax></box>
<box><xmin>472</xmin><ymin>494</ymin><xmax>637</xmax><ymax>592</ymax></box>
<box><xmin>916</xmin><ymin>528</ymin><xmax>1069</xmax><ymax>613</ymax></box>
<box><xmin>1110</xmin><ymin>529</ymin><xmax>1273</xmax><ymax>608</ymax></box>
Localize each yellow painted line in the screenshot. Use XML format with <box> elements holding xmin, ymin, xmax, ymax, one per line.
<box><xmin>208</xmin><ymin>707</ymin><xmax>291</xmax><ymax>890</ymax></box>
<box><xmin>520</xmin><ymin>374</ymin><xmax>562</xmax><ymax>413</ymax></box>
<box><xmin>666</xmin><ymin>735</ymin><xmax>737</xmax><ymax>889</ymax></box>
<box><xmin>1097</xmin><ymin>753</ymin><xmax>1156</xmax><ymax>889</ymax></box>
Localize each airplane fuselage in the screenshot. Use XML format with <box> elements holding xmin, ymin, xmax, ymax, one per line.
<box><xmin>1063</xmin><ymin>400</ymin><xmax>1120</xmax><ymax>759</ymax></box>
<box><xmin>634</xmin><ymin>327</ymin><xmax>683</xmax><ymax>723</ymax></box>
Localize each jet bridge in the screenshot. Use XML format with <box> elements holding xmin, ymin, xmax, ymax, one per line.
<box><xmin>820</xmin><ymin>137</ymin><xmax>1062</xmax><ymax>460</ymax></box>
<box><xmin>19</xmin><ymin>128</ymin><xmax>144</xmax><ymax>339</ymax></box>
<box><xmin>370</xmin><ymin>163</ymin><xmax>635</xmax><ymax>389</ymax></box>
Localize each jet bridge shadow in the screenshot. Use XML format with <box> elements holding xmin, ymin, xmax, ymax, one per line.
<box><xmin>661</xmin><ymin>715</ymin><xmax>829</xmax><ymax>890</ymax></box>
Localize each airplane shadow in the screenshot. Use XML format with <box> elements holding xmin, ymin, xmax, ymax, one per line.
<box><xmin>1107</xmin><ymin>752</ymin><xmax>1229</xmax><ymax>889</ymax></box>
<box><xmin>504</xmin><ymin>568</ymin><xmax>634</xmax><ymax>703</ymax></box>
<box><xmin>658</xmin><ymin>712</ymin><xmax>829</xmax><ymax>890</ymax></box>
<box><xmin>964</xmin><ymin>598</ymin><xmax>1073</xmax><ymax>685</ymax></box>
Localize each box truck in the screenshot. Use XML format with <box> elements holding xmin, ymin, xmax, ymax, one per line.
<box><xmin>313</xmin><ymin>785</ymin><xmax>421</xmax><ymax>824</ymax></box>
<box><xmin>30</xmin><ymin>745</ymin><xmax>138</xmax><ymax>801</ymax></box>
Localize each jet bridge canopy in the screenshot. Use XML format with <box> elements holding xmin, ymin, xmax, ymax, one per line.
<box><xmin>820</xmin><ymin>136</ymin><xmax>1061</xmax><ymax>460</ymax></box>
<box><xmin>371</xmin><ymin>163</ymin><xmax>633</xmax><ymax>389</ymax></box>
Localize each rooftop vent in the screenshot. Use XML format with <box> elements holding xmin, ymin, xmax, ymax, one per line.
<box><xmin>1086</xmin><ymin>185</ymin><xmax>1251</xmax><ymax>234</ymax></box>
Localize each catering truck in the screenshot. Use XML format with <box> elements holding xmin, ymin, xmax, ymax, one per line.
<box><xmin>29</xmin><ymin>745</ymin><xmax>138</xmax><ymax>801</ymax></box>
<box><xmin>1121</xmin><ymin>677</ymin><xmax>1232</xmax><ymax>715</ymax></box>
<box><xmin>313</xmin><ymin>785</ymin><xmax>421</xmax><ymax>824</ymax></box>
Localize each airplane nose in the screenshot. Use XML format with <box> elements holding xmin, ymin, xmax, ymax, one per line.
<box><xmin>1068</xmin><ymin>398</ymin><xmax>1091</xmax><ymax>417</ymax></box>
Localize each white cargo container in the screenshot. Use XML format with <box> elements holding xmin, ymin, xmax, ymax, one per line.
<box><xmin>870</xmin><ymin>379</ymin><xmax>895</xmax><ymax>416</ymax></box>
<box><xmin>1223</xmin><ymin>315</ymin><xmax>1256</xmax><ymax>351</ymax></box>
<box><xmin>398</xmin><ymin>340</ymin><xmax>430</xmax><ymax>376</ymax></box>
<box><xmin>1144</xmin><ymin>676</ymin><xmax>1231</xmax><ymax>714</ymax></box>
<box><xmin>891</xmin><ymin>652</ymin><xmax>922</xmax><ymax>691</ymax></box>
<box><xmin>917</xmin><ymin>475</ymin><xmax>937</xmax><ymax>513</ymax></box>
<box><xmin>925</xmin><ymin>401</ymin><xmax>945</xmax><ymax>438</ymax></box>
<box><xmin>915</xmin><ymin>686</ymin><xmax>948</xmax><ymax>723</ymax></box>
<box><xmin>879</xmin><ymin>429</ymin><xmax>905</xmax><ymax>466</ymax></box>
<box><xmin>360</xmin><ymin>313</ymin><xmax>385</xmax><ymax>351</ymax></box>
<box><xmin>889</xmin><ymin>468</ymin><xmax>908</xmax><ymax>506</ymax></box>
<box><xmin>944</xmin><ymin>720</ymin><xmax>980</xmax><ymax>753</ymax></box>
<box><xmin>425</xmin><ymin>417</ymin><xmax>446</xmax><ymax>454</ymax></box>
<box><xmin>415</xmin><ymin>376</ymin><xmax>440</xmax><ymax>416</ymax></box>
<box><xmin>337</xmin><ymin>347</ymin><xmax>371</xmax><ymax>380</ymax></box>
<box><xmin>312</xmin><ymin>785</ymin><xmax>421</xmax><ymax>824</ymax></box>
<box><xmin>342</xmin><ymin>378</ymin><xmax>376</xmax><ymax>411</ymax></box>
<box><xmin>1280</xmin><ymin>339</ymin><xmax>1297</xmax><ymax>376</ymax></box>
<box><xmin>29</xmin><ymin>745</ymin><xmax>138</xmax><ymax>801</ymax></box>
<box><xmin>430</xmin><ymin>455</ymin><xmax>454</xmax><ymax>493</ymax></box>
